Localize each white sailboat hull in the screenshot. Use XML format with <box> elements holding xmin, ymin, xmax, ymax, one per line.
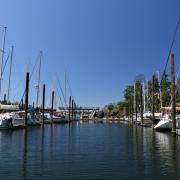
<box><xmin>154</xmin><ymin>118</ymin><xmax>180</xmax><ymax>131</ymax></box>
<box><xmin>154</xmin><ymin>119</ymin><xmax>172</xmax><ymax>130</ymax></box>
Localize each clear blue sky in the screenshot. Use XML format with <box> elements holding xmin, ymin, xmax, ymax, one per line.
<box><xmin>0</xmin><ymin>0</ymin><xmax>180</xmax><ymax>107</ymax></box>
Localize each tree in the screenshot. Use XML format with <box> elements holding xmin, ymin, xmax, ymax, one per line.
<box><xmin>107</xmin><ymin>103</ymin><xmax>114</xmax><ymax>112</ymax></box>
<box><xmin>147</xmin><ymin>74</ymin><xmax>161</xmax><ymax>112</ymax></box>
<box><xmin>161</xmin><ymin>72</ymin><xmax>171</xmax><ymax>107</ymax></box>
<box><xmin>176</xmin><ymin>77</ymin><xmax>180</xmax><ymax>103</ymax></box>
<box><xmin>124</xmin><ymin>85</ymin><xmax>134</xmax><ymax>117</ymax></box>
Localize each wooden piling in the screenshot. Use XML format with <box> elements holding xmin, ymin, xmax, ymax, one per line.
<box><xmin>74</xmin><ymin>102</ymin><xmax>77</xmax><ymax>120</ymax></box>
<box><xmin>134</xmin><ymin>82</ymin><xmax>137</xmax><ymax>123</ymax></box>
<box><xmin>69</xmin><ymin>96</ymin><xmax>71</xmax><ymax>123</ymax></box>
<box><xmin>4</xmin><ymin>94</ymin><xmax>6</xmax><ymax>104</ymax></box>
<box><xmin>135</xmin><ymin>89</ymin><xmax>138</xmax><ymax>123</ymax></box>
<box><xmin>140</xmin><ymin>84</ymin><xmax>143</xmax><ymax>125</ymax></box>
<box><xmin>170</xmin><ymin>54</ymin><xmax>176</xmax><ymax>134</ymax></box>
<box><xmin>42</xmin><ymin>84</ymin><xmax>46</xmax><ymax>125</ymax></box>
<box><xmin>51</xmin><ymin>91</ymin><xmax>54</xmax><ymax>123</ymax></box>
<box><xmin>25</xmin><ymin>72</ymin><xmax>29</xmax><ymax>127</ymax></box>
<box><xmin>152</xmin><ymin>75</ymin><xmax>155</xmax><ymax>126</ymax></box>
<box><xmin>130</xmin><ymin>96</ymin><xmax>133</xmax><ymax>122</ymax></box>
<box><xmin>72</xmin><ymin>99</ymin><xmax>74</xmax><ymax>121</ymax></box>
<box><xmin>128</xmin><ymin>99</ymin><xmax>130</xmax><ymax>121</ymax></box>
<box><xmin>129</xmin><ymin>98</ymin><xmax>131</xmax><ymax>122</ymax></box>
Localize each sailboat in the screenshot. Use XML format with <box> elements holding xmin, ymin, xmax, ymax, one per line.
<box><xmin>154</xmin><ymin>105</ymin><xmax>180</xmax><ymax>131</ymax></box>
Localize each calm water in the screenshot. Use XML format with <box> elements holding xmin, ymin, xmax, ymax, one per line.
<box><xmin>0</xmin><ymin>123</ymin><xmax>180</xmax><ymax>179</ymax></box>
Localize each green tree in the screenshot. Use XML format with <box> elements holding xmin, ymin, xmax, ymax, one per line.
<box><xmin>124</xmin><ymin>85</ymin><xmax>134</xmax><ymax>117</ymax></box>
<box><xmin>161</xmin><ymin>72</ymin><xmax>171</xmax><ymax>107</ymax></box>
<box><xmin>176</xmin><ymin>77</ymin><xmax>180</xmax><ymax>103</ymax></box>
<box><xmin>147</xmin><ymin>74</ymin><xmax>161</xmax><ymax>112</ymax></box>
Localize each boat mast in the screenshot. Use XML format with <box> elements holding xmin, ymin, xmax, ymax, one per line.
<box><xmin>143</xmin><ymin>81</ymin><xmax>146</xmax><ymax>112</ymax></box>
<box><xmin>7</xmin><ymin>45</ymin><xmax>14</xmax><ymax>102</ymax></box>
<box><xmin>147</xmin><ymin>82</ymin><xmax>149</xmax><ymax>111</ymax></box>
<box><xmin>36</xmin><ymin>51</ymin><xmax>42</xmax><ymax>107</ymax></box>
<box><xmin>0</xmin><ymin>27</ymin><xmax>7</xmax><ymax>98</ymax></box>
<box><xmin>134</xmin><ymin>82</ymin><xmax>136</xmax><ymax>113</ymax></box>
<box><xmin>54</xmin><ymin>76</ymin><xmax>57</xmax><ymax>110</ymax></box>
<box><xmin>65</xmin><ymin>70</ymin><xmax>67</xmax><ymax>107</ymax></box>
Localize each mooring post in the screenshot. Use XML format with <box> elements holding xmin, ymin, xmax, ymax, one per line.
<box><xmin>131</xmin><ymin>96</ymin><xmax>134</xmax><ymax>123</ymax></box>
<box><xmin>42</xmin><ymin>84</ymin><xmax>46</xmax><ymax>125</ymax></box>
<box><xmin>140</xmin><ymin>84</ymin><xmax>143</xmax><ymax>125</ymax></box>
<box><xmin>135</xmin><ymin>89</ymin><xmax>138</xmax><ymax>123</ymax></box>
<box><xmin>4</xmin><ymin>94</ymin><xmax>6</xmax><ymax>104</ymax></box>
<box><xmin>134</xmin><ymin>82</ymin><xmax>138</xmax><ymax>123</ymax></box>
<box><xmin>74</xmin><ymin>102</ymin><xmax>76</xmax><ymax>120</ymax></box>
<box><xmin>69</xmin><ymin>96</ymin><xmax>71</xmax><ymax>123</ymax></box>
<box><xmin>152</xmin><ymin>75</ymin><xmax>155</xmax><ymax>127</ymax></box>
<box><xmin>25</xmin><ymin>72</ymin><xmax>29</xmax><ymax>128</ymax></box>
<box><xmin>33</xmin><ymin>102</ymin><xmax>35</xmax><ymax>109</ymax></box>
<box><xmin>51</xmin><ymin>91</ymin><xmax>54</xmax><ymax>123</ymax></box>
<box><xmin>130</xmin><ymin>96</ymin><xmax>133</xmax><ymax>123</ymax></box>
<box><xmin>21</xmin><ymin>98</ymin><xmax>24</xmax><ymax>109</ymax></box>
<box><xmin>128</xmin><ymin>99</ymin><xmax>130</xmax><ymax>121</ymax></box>
<box><xmin>170</xmin><ymin>54</ymin><xmax>176</xmax><ymax>134</ymax></box>
<box><xmin>72</xmin><ymin>99</ymin><xmax>74</xmax><ymax>121</ymax></box>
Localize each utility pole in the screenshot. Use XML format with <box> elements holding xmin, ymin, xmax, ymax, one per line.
<box><xmin>170</xmin><ymin>54</ymin><xmax>176</xmax><ymax>134</ymax></box>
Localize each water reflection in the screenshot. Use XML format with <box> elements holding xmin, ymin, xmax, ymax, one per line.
<box><xmin>0</xmin><ymin>123</ymin><xmax>180</xmax><ymax>179</ymax></box>
<box><xmin>23</xmin><ymin>130</ymin><xmax>28</xmax><ymax>180</ymax></box>
<box><xmin>126</xmin><ymin>124</ymin><xmax>180</xmax><ymax>179</ymax></box>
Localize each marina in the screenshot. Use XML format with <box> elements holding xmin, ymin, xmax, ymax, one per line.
<box><xmin>0</xmin><ymin>0</ymin><xmax>180</xmax><ymax>179</ymax></box>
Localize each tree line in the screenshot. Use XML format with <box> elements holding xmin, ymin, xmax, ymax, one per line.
<box><xmin>96</xmin><ymin>72</ymin><xmax>180</xmax><ymax>118</ymax></box>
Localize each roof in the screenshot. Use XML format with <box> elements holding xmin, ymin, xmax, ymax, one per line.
<box><xmin>161</xmin><ymin>105</ymin><xmax>180</xmax><ymax>112</ymax></box>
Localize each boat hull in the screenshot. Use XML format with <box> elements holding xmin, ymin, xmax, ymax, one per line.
<box><xmin>154</xmin><ymin>119</ymin><xmax>172</xmax><ymax>131</ymax></box>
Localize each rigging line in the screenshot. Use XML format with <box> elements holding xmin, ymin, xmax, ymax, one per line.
<box><xmin>7</xmin><ymin>46</ymin><xmax>14</xmax><ymax>101</ymax></box>
<box><xmin>66</xmin><ymin>73</ymin><xmax>76</xmax><ymax>103</ymax></box>
<box><xmin>56</xmin><ymin>74</ymin><xmax>67</xmax><ymax>108</ymax></box>
<box><xmin>56</xmin><ymin>86</ymin><xmax>65</xmax><ymax>109</ymax></box>
<box><xmin>66</xmin><ymin>78</ymin><xmax>73</xmax><ymax>99</ymax></box>
<box><xmin>19</xmin><ymin>55</ymin><xmax>40</xmax><ymax>104</ymax></box>
<box><xmin>36</xmin><ymin>51</ymin><xmax>42</xmax><ymax>107</ymax></box>
<box><xmin>160</xmin><ymin>17</ymin><xmax>180</xmax><ymax>84</ymax></box>
<box><xmin>1</xmin><ymin>51</ymin><xmax>10</xmax><ymax>76</ymax></box>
